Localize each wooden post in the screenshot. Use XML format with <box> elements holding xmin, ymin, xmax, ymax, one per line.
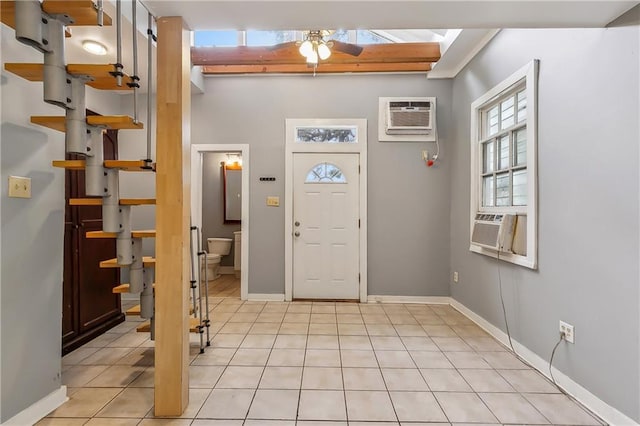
<box><xmin>154</xmin><ymin>16</ymin><xmax>191</xmax><ymax>416</ymax></box>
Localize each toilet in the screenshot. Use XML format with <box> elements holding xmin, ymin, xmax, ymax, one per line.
<box><xmin>201</xmin><ymin>237</ymin><xmax>232</xmax><ymax>281</ymax></box>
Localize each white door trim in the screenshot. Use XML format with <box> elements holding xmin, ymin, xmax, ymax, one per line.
<box><xmin>284</xmin><ymin>119</ymin><xmax>368</xmax><ymax>302</ymax></box>
<box><xmin>191</xmin><ymin>144</ymin><xmax>250</xmax><ymax>301</ymax></box>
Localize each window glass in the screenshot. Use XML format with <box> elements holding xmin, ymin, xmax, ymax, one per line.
<box><xmin>194</xmin><ymin>30</ymin><xmax>238</xmax><ymax>47</ymax></box>
<box><xmin>498</xmin><ymin>135</ymin><xmax>510</xmax><ymax>170</ymax></box>
<box><xmin>296</xmin><ymin>127</ymin><xmax>357</xmax><ymax>143</ymax></box>
<box><xmin>517</xmin><ymin>90</ymin><xmax>527</xmax><ymax>122</ymax></box>
<box><xmin>514</xmin><ymin>129</ymin><xmax>527</xmax><ymax>166</ymax></box>
<box><xmin>487</xmin><ymin>106</ymin><xmax>499</xmax><ymax>136</ymax></box>
<box><xmin>483</xmin><ymin>141</ymin><xmax>494</xmax><ymax>173</ymax></box>
<box><xmin>483</xmin><ymin>176</ymin><xmax>494</xmax><ymax>207</ymax></box>
<box><xmin>496</xmin><ymin>173</ymin><xmax>510</xmax><ymax>206</ymax></box>
<box><xmin>513</xmin><ymin>170</ymin><xmax>528</xmax><ymax>206</ymax></box>
<box><xmin>356</xmin><ymin>30</ymin><xmax>389</xmax><ymax>44</ymax></box>
<box><xmin>305</xmin><ymin>163</ymin><xmax>347</xmax><ymax>183</ymax></box>
<box><xmin>328</xmin><ymin>30</ymin><xmax>349</xmax><ymax>42</ymax></box>
<box><xmin>500</xmin><ymin>96</ymin><xmax>515</xmax><ymax>129</ymax></box>
<box><xmin>246</xmin><ymin>30</ymin><xmax>297</xmax><ymax>46</ymax></box>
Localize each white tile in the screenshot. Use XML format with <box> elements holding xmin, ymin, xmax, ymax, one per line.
<box><xmin>304</xmin><ymin>349</ymin><xmax>341</xmax><ymax>367</ymax></box>
<box><xmin>336</xmin><ymin>314</ymin><xmax>364</xmax><ymax>324</ymax></box>
<box><xmin>463</xmin><ymin>336</ymin><xmax>506</xmax><ymax>351</ymax></box>
<box><xmin>196</xmin><ymin>389</ymin><xmax>254</xmax><ymax>419</ymax></box>
<box><xmin>211</xmin><ymin>334</ymin><xmax>245</xmax><ymax>349</ymax></box>
<box><xmin>302</xmin><ymin>367</ymin><xmax>343</xmax><ymax>389</ymax></box>
<box><xmin>365</xmin><ymin>324</ymin><xmax>397</xmax><ymax>336</ymax></box>
<box><xmin>370</xmin><ymin>336</ymin><xmax>405</xmax><ymax>350</ymax></box>
<box><xmin>389</xmin><ymin>391</ymin><xmax>448</xmax><ymax>422</ymax></box>
<box><xmin>337</xmin><ymin>323</ymin><xmax>368</xmax><ymax>335</ymax></box>
<box><xmin>340</xmin><ymin>350</ymin><xmax>379</xmax><ymax>368</ymax></box>
<box><xmin>96</xmin><ymin>388</ymin><xmax>154</xmax><ymax>418</ymax></box>
<box><xmin>229</xmin><ymin>348</ymin><xmax>270</xmax><ymax>366</ymax></box>
<box><xmin>283</xmin><ymin>313</ymin><xmax>310</xmax><ymax>323</ymax></box>
<box><xmin>432</xmin><ymin>337</ymin><xmax>473</xmax><ymax>351</ymax></box>
<box><xmin>247</xmin><ymin>389</ymin><xmax>299</xmax><ymax>420</ymax></box>
<box><xmin>191</xmin><ymin>348</ymin><xmax>236</xmax><ymax>366</ymax></box>
<box><xmin>298</xmin><ymin>390</ymin><xmax>347</xmax><ymax>421</ymax></box>
<box><xmin>335</xmin><ymin>304</ymin><xmax>360</xmax><ymax>314</ymax></box>
<box><xmin>400</xmin><ymin>336</ymin><xmax>438</xmax><ymax>351</ymax></box>
<box><xmin>434</xmin><ymin>392</ymin><xmax>498</xmax><ymax>423</ymax></box>
<box><xmin>307</xmin><ymin>335</ymin><xmax>339</xmax><ymax>350</ymax></box>
<box><xmin>375</xmin><ymin>350</ymin><xmax>416</xmax><ymax>368</ymax></box>
<box><xmin>240</xmin><ymin>334</ymin><xmax>276</xmax><ymax>349</ymax></box>
<box><xmin>339</xmin><ymin>335</ymin><xmax>372</xmax><ymax>350</ymax></box>
<box><xmin>481</xmin><ymin>351</ymin><xmax>528</xmax><ymax>369</ymax></box>
<box><xmin>422</xmin><ymin>325</ymin><xmax>457</xmax><ymax>337</ymax></box>
<box><xmin>480</xmin><ymin>393</ymin><xmax>549</xmax><ymax>424</ymax></box>
<box><xmin>249</xmin><ymin>323</ymin><xmax>281</xmax><ymax>334</ymax></box>
<box><xmin>312</xmin><ymin>305</ymin><xmax>336</xmax><ymax>314</ymax></box>
<box><xmin>215</xmin><ymin>366</ymin><xmax>263</xmax><ymax>388</ymax></box>
<box><xmin>278</xmin><ymin>322</ymin><xmax>309</xmax><ymax>334</ymax></box>
<box><xmin>345</xmin><ymin>391</ymin><xmax>397</xmax><ymax>422</ymax></box>
<box><xmin>343</xmin><ymin>368</ymin><xmax>386</xmax><ymax>390</ymax></box>
<box><xmin>498</xmin><ymin>369</ymin><xmax>560</xmax><ymax>393</ymax></box>
<box><xmin>310</xmin><ymin>313</ymin><xmax>337</xmax><ymax>324</ymax></box>
<box><xmin>445</xmin><ymin>351</ymin><xmax>492</xmax><ymax>369</ymax></box>
<box><xmin>192</xmin><ymin>421</ymin><xmax>243</xmax><ymax>426</ymax></box>
<box><xmin>308</xmin><ymin>323</ymin><xmax>338</xmax><ymax>335</ymax></box>
<box><xmin>267</xmin><ymin>349</ymin><xmax>305</xmax><ymax>366</ymax></box>
<box><xmin>410</xmin><ymin>351</ymin><xmax>454</xmax><ymax>369</ymax></box>
<box><xmin>189</xmin><ymin>366</ymin><xmax>225</xmax><ymax>388</ymax></box>
<box><xmin>218</xmin><ymin>322</ymin><xmax>252</xmax><ymax>334</ymax></box>
<box><xmin>523</xmin><ymin>393</ymin><xmax>602</xmax><ymax>425</ymax></box>
<box><xmin>381</xmin><ymin>368</ymin><xmax>428</xmax><ymax>391</ymax></box>
<box><xmin>244</xmin><ymin>421</ymin><xmax>294</xmax><ymax>426</ymax></box>
<box><xmin>459</xmin><ymin>369</ymin><xmax>515</xmax><ymax>392</ymax></box>
<box><xmin>394</xmin><ymin>325</ymin><xmax>426</xmax><ymax>336</ymax></box>
<box><xmin>273</xmin><ymin>335</ymin><xmax>307</xmax><ymax>349</ymax></box>
<box><xmin>259</xmin><ymin>366</ymin><xmax>302</xmax><ymax>389</ymax></box>
<box><xmin>420</xmin><ymin>368</ymin><xmax>472</xmax><ymax>391</ymax></box>
<box><xmin>85</xmin><ymin>365</ymin><xmax>145</xmax><ymax>387</ymax></box>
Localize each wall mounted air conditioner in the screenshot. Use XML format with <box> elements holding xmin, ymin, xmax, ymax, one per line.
<box><xmin>378</xmin><ymin>97</ymin><xmax>437</xmax><ymax>142</ymax></box>
<box><xmin>471</xmin><ymin>213</ymin><xmax>516</xmax><ymax>252</ymax></box>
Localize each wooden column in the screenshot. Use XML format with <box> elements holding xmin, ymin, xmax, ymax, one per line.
<box><xmin>154</xmin><ymin>16</ymin><xmax>191</xmax><ymax>416</ymax></box>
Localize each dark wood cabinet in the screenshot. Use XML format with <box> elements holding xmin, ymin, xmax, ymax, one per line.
<box><xmin>62</xmin><ymin>129</ymin><xmax>124</xmax><ymax>355</ymax></box>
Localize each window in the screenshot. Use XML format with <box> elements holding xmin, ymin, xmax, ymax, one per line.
<box><xmin>296</xmin><ymin>127</ymin><xmax>358</xmax><ymax>143</ymax></box>
<box><xmin>470</xmin><ymin>60</ymin><xmax>539</xmax><ymax>269</ymax></box>
<box><xmin>305</xmin><ymin>163</ymin><xmax>347</xmax><ymax>183</ymax></box>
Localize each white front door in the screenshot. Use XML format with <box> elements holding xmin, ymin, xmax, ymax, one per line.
<box><xmin>293</xmin><ymin>153</ymin><xmax>360</xmax><ymax>299</ymax></box>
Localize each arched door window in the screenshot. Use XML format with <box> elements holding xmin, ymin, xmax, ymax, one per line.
<box><xmin>305</xmin><ymin>163</ymin><xmax>347</xmax><ymax>183</ymax></box>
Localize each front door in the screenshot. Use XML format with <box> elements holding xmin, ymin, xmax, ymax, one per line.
<box><xmin>293</xmin><ymin>153</ymin><xmax>360</xmax><ymax>299</ymax></box>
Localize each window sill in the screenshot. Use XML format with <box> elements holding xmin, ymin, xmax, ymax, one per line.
<box><xmin>469</xmin><ymin>244</ymin><xmax>537</xmax><ymax>269</ymax></box>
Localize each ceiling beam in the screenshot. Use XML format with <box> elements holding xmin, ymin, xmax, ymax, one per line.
<box><xmin>191</xmin><ymin>42</ymin><xmax>440</xmax><ymax>66</ymax></box>
<box><xmin>201</xmin><ymin>62</ymin><xmax>432</xmax><ymax>75</ymax></box>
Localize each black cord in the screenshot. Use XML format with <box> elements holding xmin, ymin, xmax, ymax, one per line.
<box><xmin>549</xmin><ymin>332</ymin><xmax>565</xmax><ymax>385</ymax></box>
<box><xmin>496</xmin><ymin>250</ymin><xmax>515</xmax><ymax>352</ymax></box>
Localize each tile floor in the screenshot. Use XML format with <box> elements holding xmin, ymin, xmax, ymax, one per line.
<box><xmin>39</xmin><ymin>298</ymin><xmax>605</xmax><ymax>425</ymax></box>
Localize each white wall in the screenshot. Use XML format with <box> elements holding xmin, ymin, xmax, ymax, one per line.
<box><xmin>449</xmin><ymin>27</ymin><xmax>640</xmax><ymax>422</ymax></box>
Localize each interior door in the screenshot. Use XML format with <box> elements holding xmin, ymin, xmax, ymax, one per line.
<box><xmin>293</xmin><ymin>153</ymin><xmax>360</xmax><ymax>299</ymax></box>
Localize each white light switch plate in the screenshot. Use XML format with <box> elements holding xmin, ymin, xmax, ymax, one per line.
<box><xmin>8</xmin><ymin>176</ymin><xmax>31</xmax><ymax>198</ymax></box>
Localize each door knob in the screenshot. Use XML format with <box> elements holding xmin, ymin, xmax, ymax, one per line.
<box><xmin>294</xmin><ymin>231</ymin><xmax>300</xmax><ymax>237</ymax></box>
<box><xmin>294</xmin><ymin>221</ymin><xmax>300</xmax><ymax>227</ymax></box>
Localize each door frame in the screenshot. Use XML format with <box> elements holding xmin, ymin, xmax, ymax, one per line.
<box><xmin>284</xmin><ymin>119</ymin><xmax>368</xmax><ymax>302</ymax></box>
<box><xmin>191</xmin><ymin>144</ymin><xmax>250</xmax><ymax>301</ymax></box>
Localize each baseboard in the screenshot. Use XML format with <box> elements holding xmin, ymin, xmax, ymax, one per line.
<box><xmin>450</xmin><ymin>298</ymin><xmax>638</xmax><ymax>426</ymax></box>
<box><xmin>247</xmin><ymin>293</ymin><xmax>285</xmax><ymax>301</ymax></box>
<box><xmin>367</xmin><ymin>295</ymin><xmax>451</xmax><ymax>304</ymax></box>
<box><xmin>1</xmin><ymin>386</ymin><xmax>67</xmax><ymax>426</ymax></box>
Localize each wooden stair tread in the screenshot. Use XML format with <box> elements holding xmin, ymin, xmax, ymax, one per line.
<box><xmin>32</xmin><ymin>115</ymin><xmax>143</xmax><ymax>131</ymax></box>
<box><xmin>4</xmin><ymin>63</ymin><xmax>133</xmax><ymax>91</ymax></box>
<box><xmin>126</xmin><ymin>305</ymin><xmax>141</xmax><ymax>316</ymax></box>
<box><xmin>0</xmin><ymin>2</ymin><xmax>73</xmax><ymax>36</ymax></box>
<box><xmin>53</xmin><ymin>160</ymin><xmax>156</xmax><ymax>172</ymax></box>
<box><xmin>137</xmin><ymin>318</ymin><xmax>201</xmax><ymax>333</ymax></box>
<box><xmin>113</xmin><ymin>283</ymin><xmax>155</xmax><ymax>294</ymax></box>
<box><xmin>70</xmin><ymin>198</ymin><xmax>156</xmax><ymax>206</ymax></box>
<box><xmin>41</xmin><ymin>0</ymin><xmax>113</xmax><ymax>26</ymax></box>
<box><xmin>100</xmin><ymin>256</ymin><xmax>156</xmax><ymax>268</ymax></box>
<box><xmin>87</xmin><ymin>230</ymin><xmax>156</xmax><ymax>239</ymax></box>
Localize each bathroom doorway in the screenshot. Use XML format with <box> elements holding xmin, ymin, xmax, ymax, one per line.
<box><xmin>191</xmin><ymin>144</ymin><xmax>249</xmax><ymax>300</ymax></box>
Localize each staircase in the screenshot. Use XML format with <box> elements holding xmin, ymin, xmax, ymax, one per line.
<box><xmin>1</xmin><ymin>1</ymin><xmax>205</xmax><ymax>342</ymax></box>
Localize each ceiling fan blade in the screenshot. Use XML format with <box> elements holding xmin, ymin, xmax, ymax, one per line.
<box><xmin>267</xmin><ymin>41</ymin><xmax>298</xmax><ymax>51</ymax></box>
<box><xmin>331</xmin><ymin>40</ymin><xmax>364</xmax><ymax>56</ymax></box>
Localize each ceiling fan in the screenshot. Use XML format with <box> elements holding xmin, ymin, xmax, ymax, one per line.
<box><xmin>270</xmin><ymin>30</ymin><xmax>364</xmax><ymax>66</ymax></box>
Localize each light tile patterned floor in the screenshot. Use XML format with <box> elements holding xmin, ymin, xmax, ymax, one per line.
<box><xmin>39</xmin><ymin>298</ymin><xmax>606</xmax><ymax>425</ymax></box>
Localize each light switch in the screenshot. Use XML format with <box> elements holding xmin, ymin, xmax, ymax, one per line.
<box><xmin>266</xmin><ymin>196</ymin><xmax>280</xmax><ymax>207</ymax></box>
<box><xmin>8</xmin><ymin>176</ymin><xmax>31</xmax><ymax>198</ymax></box>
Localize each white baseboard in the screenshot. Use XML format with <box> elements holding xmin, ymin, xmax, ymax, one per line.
<box><xmin>450</xmin><ymin>298</ymin><xmax>638</xmax><ymax>426</ymax></box>
<box><xmin>247</xmin><ymin>293</ymin><xmax>285</xmax><ymax>301</ymax></box>
<box><xmin>367</xmin><ymin>295</ymin><xmax>450</xmax><ymax>304</ymax></box>
<box><xmin>1</xmin><ymin>386</ymin><xmax>67</xmax><ymax>426</ymax></box>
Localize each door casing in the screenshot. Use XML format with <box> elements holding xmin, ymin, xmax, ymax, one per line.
<box><xmin>285</xmin><ymin>119</ymin><xmax>368</xmax><ymax>302</ymax></box>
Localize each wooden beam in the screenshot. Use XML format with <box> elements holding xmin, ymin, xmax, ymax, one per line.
<box><xmin>154</xmin><ymin>16</ymin><xmax>191</xmax><ymax>417</ymax></box>
<box><xmin>191</xmin><ymin>42</ymin><xmax>440</xmax><ymax>66</ymax></box>
<box><xmin>202</xmin><ymin>62</ymin><xmax>432</xmax><ymax>75</ymax></box>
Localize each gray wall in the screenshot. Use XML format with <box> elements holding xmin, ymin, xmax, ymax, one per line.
<box><xmin>190</xmin><ymin>74</ymin><xmax>453</xmax><ymax>296</ymax></box>
<box><xmin>449</xmin><ymin>28</ymin><xmax>639</xmax><ymax>421</ymax></box>
<box><xmin>202</xmin><ymin>151</ymin><xmax>241</xmax><ymax>266</ymax></box>
<box><xmin>0</xmin><ymin>24</ymin><xmax>123</xmax><ymax>421</ymax></box>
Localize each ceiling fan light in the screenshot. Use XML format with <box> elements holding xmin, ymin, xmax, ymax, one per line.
<box><xmin>82</xmin><ymin>40</ymin><xmax>107</xmax><ymax>56</ymax></box>
<box><xmin>317</xmin><ymin>42</ymin><xmax>331</xmax><ymax>60</ymax></box>
<box><xmin>299</xmin><ymin>40</ymin><xmax>313</xmax><ymax>58</ymax></box>
<box><xmin>306</xmin><ymin>49</ymin><xmax>318</xmax><ymax>65</ymax></box>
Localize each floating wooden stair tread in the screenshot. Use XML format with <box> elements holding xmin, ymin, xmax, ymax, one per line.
<box><xmin>32</xmin><ymin>115</ymin><xmax>143</xmax><ymax>132</ymax></box>
<box><xmin>100</xmin><ymin>256</ymin><xmax>156</xmax><ymax>268</ymax></box>
<box><xmin>70</xmin><ymin>198</ymin><xmax>156</xmax><ymax>206</ymax></box>
<box><xmin>126</xmin><ymin>305</ymin><xmax>141</xmax><ymax>316</ymax></box>
<box><xmin>113</xmin><ymin>283</ymin><xmax>155</xmax><ymax>294</ymax></box>
<box><xmin>87</xmin><ymin>230</ymin><xmax>156</xmax><ymax>239</ymax></box>
<box><xmin>4</xmin><ymin>63</ymin><xmax>132</xmax><ymax>91</ymax></box>
<box><xmin>53</xmin><ymin>160</ymin><xmax>155</xmax><ymax>172</ymax></box>
<box><xmin>41</xmin><ymin>0</ymin><xmax>113</xmax><ymax>26</ymax></box>
<box><xmin>137</xmin><ymin>318</ymin><xmax>202</xmax><ymax>333</ymax></box>
<box><xmin>0</xmin><ymin>2</ymin><xmax>73</xmax><ymax>36</ymax></box>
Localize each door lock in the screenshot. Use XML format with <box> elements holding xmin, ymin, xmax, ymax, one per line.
<box><xmin>294</xmin><ymin>231</ymin><xmax>300</xmax><ymax>237</ymax></box>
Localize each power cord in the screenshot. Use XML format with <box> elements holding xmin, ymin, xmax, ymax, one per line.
<box><xmin>549</xmin><ymin>331</ymin><xmax>566</xmax><ymax>389</ymax></box>
<box><xmin>496</xmin><ymin>250</ymin><xmax>515</xmax><ymax>352</ymax></box>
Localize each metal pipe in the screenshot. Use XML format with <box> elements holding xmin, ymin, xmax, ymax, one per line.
<box><xmin>115</xmin><ymin>0</ymin><xmax>122</xmax><ymax>86</ymax></box>
<box><xmin>65</xmin><ymin>77</ymin><xmax>88</xmax><ymax>154</ymax></box>
<box><xmin>145</xmin><ymin>12</ymin><xmax>154</xmax><ymax>161</ymax></box>
<box><xmin>96</xmin><ymin>0</ymin><xmax>104</xmax><ymax>26</ymax></box>
<box><xmin>130</xmin><ymin>0</ymin><xmax>139</xmax><ymax>123</ymax></box>
<box><xmin>202</xmin><ymin>227</ymin><xmax>211</xmax><ymax>346</ymax></box>
<box><xmin>43</xmin><ymin>19</ymin><xmax>69</xmax><ymax>108</ymax></box>
<box><xmin>196</xmin><ymin>228</ymin><xmax>205</xmax><ymax>353</ymax></box>
<box><xmin>85</xmin><ymin>128</ymin><xmax>105</xmax><ymax>196</ymax></box>
<box><xmin>14</xmin><ymin>1</ymin><xmax>46</xmax><ymax>52</ymax></box>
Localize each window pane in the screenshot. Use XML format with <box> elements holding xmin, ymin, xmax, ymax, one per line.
<box><xmin>483</xmin><ymin>176</ymin><xmax>494</xmax><ymax>207</ymax></box>
<box><xmin>329</xmin><ymin>30</ymin><xmax>349</xmax><ymax>42</ymax></box>
<box><xmin>296</xmin><ymin>127</ymin><xmax>357</xmax><ymax>143</ymax></box>
<box><xmin>514</xmin><ymin>129</ymin><xmax>527</xmax><ymax>166</ymax></box>
<box><xmin>517</xmin><ymin>90</ymin><xmax>527</xmax><ymax>122</ymax></box>
<box><xmin>496</xmin><ymin>172</ymin><xmax>510</xmax><ymax>206</ymax></box>
<box><xmin>513</xmin><ymin>169</ymin><xmax>528</xmax><ymax>206</ymax></box>
<box><xmin>356</xmin><ymin>30</ymin><xmax>389</xmax><ymax>44</ymax></box>
<box><xmin>487</xmin><ymin>106</ymin><xmax>499</xmax><ymax>136</ymax></box>
<box><xmin>194</xmin><ymin>30</ymin><xmax>238</xmax><ymax>47</ymax></box>
<box><xmin>498</xmin><ymin>135</ymin><xmax>510</xmax><ymax>170</ymax></box>
<box><xmin>483</xmin><ymin>141</ymin><xmax>494</xmax><ymax>173</ymax></box>
<box><xmin>246</xmin><ymin>30</ymin><xmax>297</xmax><ymax>46</ymax></box>
<box><xmin>500</xmin><ymin>96</ymin><xmax>515</xmax><ymax>129</ymax></box>
<box><xmin>305</xmin><ymin>163</ymin><xmax>347</xmax><ymax>183</ymax></box>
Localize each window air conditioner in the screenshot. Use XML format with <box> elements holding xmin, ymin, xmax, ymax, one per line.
<box><xmin>385</xmin><ymin>100</ymin><xmax>433</xmax><ymax>135</ymax></box>
<box><xmin>471</xmin><ymin>213</ymin><xmax>516</xmax><ymax>252</ymax></box>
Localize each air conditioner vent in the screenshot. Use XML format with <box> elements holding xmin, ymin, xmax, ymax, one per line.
<box><xmin>471</xmin><ymin>213</ymin><xmax>516</xmax><ymax>252</ymax></box>
<box><xmin>378</xmin><ymin>97</ymin><xmax>437</xmax><ymax>142</ymax></box>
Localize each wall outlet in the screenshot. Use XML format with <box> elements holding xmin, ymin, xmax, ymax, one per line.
<box><xmin>559</xmin><ymin>320</ymin><xmax>575</xmax><ymax>343</ymax></box>
<box><xmin>266</xmin><ymin>196</ymin><xmax>280</xmax><ymax>207</ymax></box>
<box><xmin>453</xmin><ymin>271</ymin><xmax>459</xmax><ymax>283</ymax></box>
<box><xmin>8</xmin><ymin>176</ymin><xmax>31</xmax><ymax>198</ymax></box>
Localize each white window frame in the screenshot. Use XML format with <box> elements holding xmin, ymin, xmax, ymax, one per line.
<box><xmin>470</xmin><ymin>60</ymin><xmax>539</xmax><ymax>269</ymax></box>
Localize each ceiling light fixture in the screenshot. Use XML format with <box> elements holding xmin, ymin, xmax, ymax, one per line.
<box><xmin>82</xmin><ymin>40</ymin><xmax>108</xmax><ymax>56</ymax></box>
<box><xmin>299</xmin><ymin>30</ymin><xmax>332</xmax><ymax>67</ymax></box>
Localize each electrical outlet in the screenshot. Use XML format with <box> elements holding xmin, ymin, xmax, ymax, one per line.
<box><xmin>8</xmin><ymin>176</ymin><xmax>31</xmax><ymax>198</ymax></box>
<box><xmin>453</xmin><ymin>271</ymin><xmax>459</xmax><ymax>283</ymax></box>
<box><xmin>422</xmin><ymin>150</ymin><xmax>429</xmax><ymax>161</ymax></box>
<box><xmin>559</xmin><ymin>321</ymin><xmax>575</xmax><ymax>343</ymax></box>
